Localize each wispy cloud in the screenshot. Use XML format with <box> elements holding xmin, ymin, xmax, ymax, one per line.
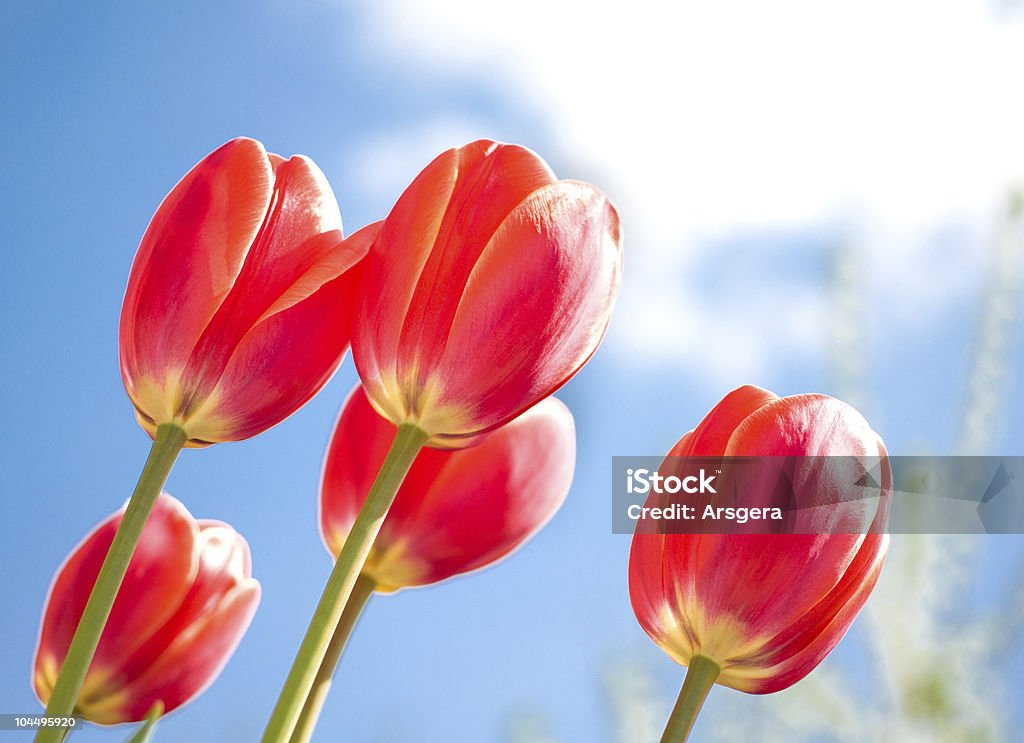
<box><xmin>338</xmin><ymin>0</ymin><xmax>1024</xmax><ymax>386</ymax></box>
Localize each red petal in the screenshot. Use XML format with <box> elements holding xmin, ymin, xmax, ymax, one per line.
<box><xmin>385</xmin><ymin>396</ymin><xmax>575</xmax><ymax>587</ymax></box>
<box><xmin>627</xmin><ymin>530</ymin><xmax>669</xmax><ymax>643</ymax></box>
<box><xmin>396</xmin><ymin>143</ymin><xmax>556</xmax><ymax>395</ymax></box>
<box><xmin>426</xmin><ymin>180</ymin><xmax>622</xmax><ymax>443</ymax></box>
<box><xmin>120</xmin><ymin>138</ymin><xmax>274</xmax><ymax>415</ymax></box>
<box><xmin>175</xmin><ymin>155</ymin><xmax>355</xmax><ymax>422</ymax></box>
<box><xmin>320</xmin><ymin>385</ymin><xmax>452</xmax><ymax>558</ymax></box>
<box><xmin>733</xmin><ymin>533</ymin><xmax>888</xmax><ymax>693</ymax></box>
<box><xmin>34</xmin><ymin>495</ymin><xmax>197</xmax><ymax>704</ymax></box>
<box><xmin>185</xmin><ymin>249</ymin><xmax>362</xmax><ymax>443</ymax></box>
<box><xmin>112</xmin><ymin>524</ymin><xmax>254</xmax><ymax>683</ymax></box>
<box><xmin>670</xmin><ymin>385</ymin><xmax>777</xmax><ymax>456</ymax></box>
<box><xmin>102</xmin><ymin>581</ymin><xmax>260</xmax><ymax>723</ymax></box>
<box><xmin>352</xmin><ymin>148</ymin><xmax>460</xmax><ymax>425</ymax></box>
<box><xmin>352</xmin><ymin>141</ymin><xmax>561</xmax><ymax>430</ymax></box>
<box><xmin>320</xmin><ymin>386</ymin><xmax>575</xmax><ymax>590</ymax></box>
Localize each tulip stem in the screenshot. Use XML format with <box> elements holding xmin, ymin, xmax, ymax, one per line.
<box><xmin>36</xmin><ymin>424</ymin><xmax>186</xmax><ymax>743</ymax></box>
<box><xmin>659</xmin><ymin>655</ymin><xmax>720</xmax><ymax>743</ymax></box>
<box><xmin>288</xmin><ymin>573</ymin><xmax>376</xmax><ymax>743</ymax></box>
<box><xmin>125</xmin><ymin>701</ymin><xmax>164</xmax><ymax>743</ymax></box>
<box><xmin>261</xmin><ymin>423</ymin><xmax>429</xmax><ymax>743</ymax></box>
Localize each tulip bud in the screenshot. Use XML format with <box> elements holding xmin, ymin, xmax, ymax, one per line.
<box><xmin>119</xmin><ymin>137</ymin><xmax>371</xmax><ymax>447</ymax></box>
<box><xmin>628</xmin><ymin>385</ymin><xmax>890</xmax><ymax>694</ymax></box>
<box><xmin>320</xmin><ymin>385</ymin><xmax>575</xmax><ymax>591</ymax></box>
<box><xmin>34</xmin><ymin>494</ymin><xmax>260</xmax><ymax>724</ymax></box>
<box><xmin>350</xmin><ymin>139</ymin><xmax>622</xmax><ymax>448</ymax></box>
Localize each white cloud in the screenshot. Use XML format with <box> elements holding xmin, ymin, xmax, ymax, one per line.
<box><xmin>340</xmin><ymin>0</ymin><xmax>1023</xmax><ymax>385</ymax></box>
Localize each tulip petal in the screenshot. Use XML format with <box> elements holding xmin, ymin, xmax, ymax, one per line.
<box><xmin>396</xmin><ymin>143</ymin><xmax>557</xmax><ymax>393</ymax></box>
<box><xmin>354</xmin><ymin>141</ymin><xmax>558</xmax><ymax>428</ymax></box>
<box><xmin>111</xmin><ymin>524</ymin><xmax>254</xmax><ymax>683</ymax></box>
<box><xmin>120</xmin><ymin>138</ymin><xmax>274</xmax><ymax>421</ymax></box>
<box><xmin>183</xmin><ymin>258</ymin><xmax>361</xmax><ymax>443</ymax></box>
<box><xmin>725</xmin><ymin>394</ymin><xmax>881</xmax><ymax>459</ymax></box>
<box><xmin>89</xmin><ymin>581</ymin><xmax>261</xmax><ymax>724</ymax></box>
<box><xmin>35</xmin><ymin>495</ymin><xmax>197</xmax><ymax>704</ymax></box>
<box><xmin>379</xmin><ymin>396</ymin><xmax>575</xmax><ymax>588</ymax></box>
<box><xmin>728</xmin><ymin>533</ymin><xmax>888</xmax><ymax>693</ymax></box>
<box><xmin>352</xmin><ymin>149</ymin><xmax>459</xmax><ymax>425</ymax></box>
<box><xmin>320</xmin><ymin>385</ymin><xmax>447</xmax><ymax>556</ymax></box>
<box><xmin>187</xmin><ymin>223</ymin><xmax>376</xmax><ymax>443</ymax></box>
<box><xmin>424</xmin><ymin>180</ymin><xmax>622</xmax><ymax>442</ymax></box>
<box><xmin>627</xmin><ymin>530</ymin><xmax>668</xmax><ymax>638</ymax></box>
<box><xmin>175</xmin><ymin>155</ymin><xmax>354</xmax><ymax>420</ymax></box>
<box><xmin>111</xmin><ymin>528</ymin><xmax>259</xmax><ymax>721</ymax></box>
<box><xmin>321</xmin><ymin>386</ymin><xmax>575</xmax><ymax>591</ymax></box>
<box><xmin>670</xmin><ymin>385</ymin><xmax>777</xmax><ymax>456</ymax></box>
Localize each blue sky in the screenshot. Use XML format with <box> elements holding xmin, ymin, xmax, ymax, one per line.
<box><xmin>2</xmin><ymin>2</ymin><xmax>1023</xmax><ymax>741</ymax></box>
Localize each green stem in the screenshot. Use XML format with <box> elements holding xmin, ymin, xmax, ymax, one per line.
<box><xmin>36</xmin><ymin>424</ymin><xmax>186</xmax><ymax>743</ymax></box>
<box><xmin>288</xmin><ymin>574</ymin><xmax>376</xmax><ymax>743</ymax></box>
<box><xmin>659</xmin><ymin>655</ymin><xmax>720</xmax><ymax>743</ymax></box>
<box><xmin>261</xmin><ymin>423</ymin><xmax>428</xmax><ymax>743</ymax></box>
<box><xmin>125</xmin><ymin>701</ymin><xmax>164</xmax><ymax>743</ymax></box>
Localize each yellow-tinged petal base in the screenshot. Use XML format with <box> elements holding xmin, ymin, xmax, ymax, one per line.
<box><xmin>653</xmin><ymin>601</ymin><xmax>776</xmax><ymax>692</ymax></box>
<box><xmin>128</xmin><ymin>372</ymin><xmax>234</xmax><ymax>447</ymax></box>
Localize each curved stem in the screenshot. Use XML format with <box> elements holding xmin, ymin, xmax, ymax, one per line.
<box><xmin>37</xmin><ymin>424</ymin><xmax>186</xmax><ymax>743</ymax></box>
<box><xmin>659</xmin><ymin>655</ymin><xmax>720</xmax><ymax>743</ymax></box>
<box><xmin>288</xmin><ymin>574</ymin><xmax>376</xmax><ymax>743</ymax></box>
<box><xmin>261</xmin><ymin>423</ymin><xmax>428</xmax><ymax>743</ymax></box>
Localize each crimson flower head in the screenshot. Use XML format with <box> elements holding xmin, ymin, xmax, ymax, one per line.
<box><xmin>350</xmin><ymin>139</ymin><xmax>622</xmax><ymax>449</ymax></box>
<box><xmin>119</xmin><ymin>137</ymin><xmax>369</xmax><ymax>447</ymax></box>
<box><xmin>320</xmin><ymin>385</ymin><xmax>575</xmax><ymax>591</ymax></box>
<box><xmin>628</xmin><ymin>385</ymin><xmax>890</xmax><ymax>694</ymax></box>
<box><xmin>33</xmin><ymin>494</ymin><xmax>260</xmax><ymax>724</ymax></box>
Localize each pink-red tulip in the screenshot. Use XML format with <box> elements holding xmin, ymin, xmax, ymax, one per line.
<box><xmin>320</xmin><ymin>385</ymin><xmax>575</xmax><ymax>591</ymax></box>
<box><xmin>350</xmin><ymin>139</ymin><xmax>622</xmax><ymax>449</ymax></box>
<box><xmin>119</xmin><ymin>137</ymin><xmax>370</xmax><ymax>447</ymax></box>
<box><xmin>34</xmin><ymin>494</ymin><xmax>260</xmax><ymax>724</ymax></box>
<box><xmin>629</xmin><ymin>385</ymin><xmax>890</xmax><ymax>694</ymax></box>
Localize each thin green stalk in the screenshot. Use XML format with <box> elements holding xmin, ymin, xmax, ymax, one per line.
<box><xmin>288</xmin><ymin>574</ymin><xmax>376</xmax><ymax>743</ymax></box>
<box><xmin>124</xmin><ymin>701</ymin><xmax>163</xmax><ymax>743</ymax></box>
<box><xmin>659</xmin><ymin>655</ymin><xmax>720</xmax><ymax>743</ymax></box>
<box><xmin>37</xmin><ymin>424</ymin><xmax>186</xmax><ymax>743</ymax></box>
<box><xmin>261</xmin><ymin>423</ymin><xmax>428</xmax><ymax>743</ymax></box>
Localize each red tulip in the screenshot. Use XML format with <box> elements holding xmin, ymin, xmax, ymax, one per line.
<box><xmin>350</xmin><ymin>139</ymin><xmax>622</xmax><ymax>449</ymax></box>
<box><xmin>320</xmin><ymin>384</ymin><xmax>575</xmax><ymax>591</ymax></box>
<box><xmin>119</xmin><ymin>137</ymin><xmax>371</xmax><ymax>447</ymax></box>
<box><xmin>628</xmin><ymin>385</ymin><xmax>890</xmax><ymax>694</ymax></box>
<box><xmin>33</xmin><ymin>494</ymin><xmax>260</xmax><ymax>724</ymax></box>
